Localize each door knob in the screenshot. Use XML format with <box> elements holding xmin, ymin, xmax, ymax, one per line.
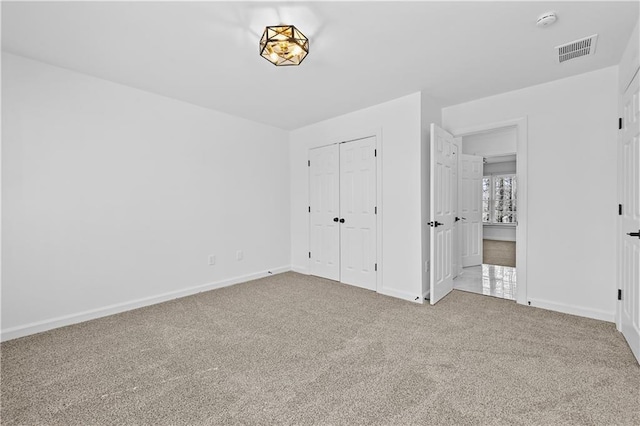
<box><xmin>454</xmin><ymin>217</ymin><xmax>466</xmax><ymax>222</ymax></box>
<box><xmin>339</xmin><ymin>218</ymin><xmax>345</xmax><ymax>223</ymax></box>
<box><xmin>628</xmin><ymin>231</ymin><xmax>640</xmax><ymax>238</ymax></box>
<box><xmin>428</xmin><ymin>221</ymin><xmax>444</xmax><ymax>227</ymax></box>
<box><xmin>333</xmin><ymin>217</ymin><xmax>339</xmax><ymax>222</ymax></box>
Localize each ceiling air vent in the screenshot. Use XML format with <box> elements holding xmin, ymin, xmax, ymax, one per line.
<box><xmin>555</xmin><ymin>34</ymin><xmax>598</xmax><ymax>63</ymax></box>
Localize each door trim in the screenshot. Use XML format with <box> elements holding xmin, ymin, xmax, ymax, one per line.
<box><xmin>307</xmin><ymin>129</ymin><xmax>383</xmax><ymax>293</ymax></box>
<box><xmin>448</xmin><ymin>117</ymin><xmax>528</xmax><ymax>306</ymax></box>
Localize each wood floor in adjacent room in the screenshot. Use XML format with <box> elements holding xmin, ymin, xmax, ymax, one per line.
<box><xmin>483</xmin><ymin>239</ymin><xmax>516</xmax><ymax>267</ymax></box>
<box><xmin>1</xmin><ymin>272</ymin><xmax>639</xmax><ymax>425</ymax></box>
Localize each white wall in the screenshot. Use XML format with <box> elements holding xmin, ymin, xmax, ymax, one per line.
<box><xmin>290</xmin><ymin>93</ymin><xmax>424</xmax><ymax>302</ymax></box>
<box><xmin>443</xmin><ymin>66</ymin><xmax>619</xmax><ymax>321</ymax></box>
<box><xmin>483</xmin><ymin>161</ymin><xmax>516</xmax><ymax>175</ymax></box>
<box><xmin>483</xmin><ymin>225</ymin><xmax>516</xmax><ymax>242</ymax></box>
<box><xmin>461</xmin><ymin>126</ymin><xmax>516</xmax><ymax>156</ymax></box>
<box><xmin>2</xmin><ymin>53</ymin><xmax>290</xmax><ymax>339</ymax></box>
<box><xmin>618</xmin><ymin>20</ymin><xmax>639</xmax><ymax>95</ymax></box>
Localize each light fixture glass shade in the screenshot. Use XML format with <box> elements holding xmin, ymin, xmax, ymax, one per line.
<box><xmin>260</xmin><ymin>25</ymin><xmax>309</xmax><ymax>66</ymax></box>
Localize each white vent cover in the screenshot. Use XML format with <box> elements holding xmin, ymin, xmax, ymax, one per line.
<box><xmin>555</xmin><ymin>34</ymin><xmax>598</xmax><ymax>63</ymax></box>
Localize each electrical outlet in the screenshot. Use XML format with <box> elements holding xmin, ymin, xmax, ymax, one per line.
<box><xmin>208</xmin><ymin>255</ymin><xmax>216</xmax><ymax>266</ymax></box>
<box><xmin>236</xmin><ymin>250</ymin><xmax>243</xmax><ymax>261</ymax></box>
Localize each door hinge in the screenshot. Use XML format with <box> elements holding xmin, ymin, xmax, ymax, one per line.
<box><xmin>374</xmin><ymin>149</ymin><xmax>377</xmax><ymax>157</ymax></box>
<box><xmin>619</xmin><ymin>117</ymin><xmax>623</xmax><ymax>130</ymax></box>
<box><xmin>308</xmin><ymin>160</ymin><xmax>310</xmax><ymax>167</ymax></box>
<box><xmin>619</xmin><ymin>204</ymin><xmax>623</xmax><ymax>215</ymax></box>
<box><xmin>375</xmin><ymin>206</ymin><xmax>377</xmax><ymax>214</ymax></box>
<box><xmin>375</xmin><ymin>263</ymin><xmax>377</xmax><ymax>271</ymax></box>
<box><xmin>308</xmin><ymin>206</ymin><xmax>311</xmax><ymax>213</ymax></box>
<box><xmin>309</xmin><ymin>252</ymin><xmax>311</xmax><ymax>258</ymax></box>
<box><xmin>618</xmin><ymin>289</ymin><xmax>622</xmax><ymax>300</ymax></box>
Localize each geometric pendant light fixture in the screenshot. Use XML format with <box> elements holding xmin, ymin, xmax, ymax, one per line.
<box><xmin>259</xmin><ymin>25</ymin><xmax>309</xmax><ymax>66</ymax></box>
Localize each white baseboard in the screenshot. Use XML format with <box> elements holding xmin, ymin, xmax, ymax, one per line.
<box><xmin>526</xmin><ymin>298</ymin><xmax>615</xmax><ymax>323</ymax></box>
<box><xmin>291</xmin><ymin>265</ymin><xmax>309</xmax><ymax>274</ymax></box>
<box><xmin>1</xmin><ymin>266</ymin><xmax>291</xmax><ymax>342</ymax></box>
<box><xmin>378</xmin><ymin>287</ymin><xmax>423</xmax><ymax>304</ymax></box>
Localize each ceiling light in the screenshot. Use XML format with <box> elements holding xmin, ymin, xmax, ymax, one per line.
<box><xmin>260</xmin><ymin>25</ymin><xmax>309</xmax><ymax>66</ymax></box>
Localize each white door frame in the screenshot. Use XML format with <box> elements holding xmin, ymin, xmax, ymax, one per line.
<box><xmin>448</xmin><ymin>117</ymin><xmax>528</xmax><ymax>306</ymax></box>
<box><xmin>308</xmin><ymin>130</ymin><xmax>383</xmax><ymax>293</ymax></box>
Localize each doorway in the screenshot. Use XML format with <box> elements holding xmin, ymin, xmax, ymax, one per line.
<box><xmin>308</xmin><ymin>136</ymin><xmax>378</xmax><ymax>291</ymax></box>
<box><xmin>480</xmin><ymin>154</ymin><xmax>518</xmax><ymax>269</ymax></box>
<box><xmin>450</xmin><ymin>119</ymin><xmax>528</xmax><ymax>304</ymax></box>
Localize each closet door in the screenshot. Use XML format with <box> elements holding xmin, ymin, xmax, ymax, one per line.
<box><xmin>309</xmin><ymin>144</ymin><xmax>340</xmax><ymax>281</ymax></box>
<box><xmin>339</xmin><ymin>137</ymin><xmax>377</xmax><ymax>290</ymax></box>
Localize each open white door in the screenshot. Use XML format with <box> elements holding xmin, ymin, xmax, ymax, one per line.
<box><xmin>460</xmin><ymin>154</ymin><xmax>484</xmax><ymax>267</ymax></box>
<box><xmin>309</xmin><ymin>144</ymin><xmax>340</xmax><ymax>281</ymax></box>
<box><xmin>339</xmin><ymin>137</ymin><xmax>377</xmax><ymax>290</ymax></box>
<box><xmin>618</xmin><ymin>70</ymin><xmax>640</xmax><ymax>363</ymax></box>
<box><xmin>430</xmin><ymin>124</ymin><xmax>455</xmax><ymax>304</ymax></box>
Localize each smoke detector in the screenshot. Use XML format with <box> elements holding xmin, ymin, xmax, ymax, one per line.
<box><xmin>555</xmin><ymin>34</ymin><xmax>599</xmax><ymax>63</ymax></box>
<box><xmin>536</xmin><ymin>11</ymin><xmax>557</xmax><ymax>27</ymax></box>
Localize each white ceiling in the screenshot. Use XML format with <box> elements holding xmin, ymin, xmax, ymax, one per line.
<box><xmin>2</xmin><ymin>1</ymin><xmax>638</xmax><ymax>130</ymax></box>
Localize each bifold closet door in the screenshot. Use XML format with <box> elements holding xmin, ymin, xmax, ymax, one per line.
<box><xmin>309</xmin><ymin>144</ymin><xmax>340</xmax><ymax>281</ymax></box>
<box><xmin>339</xmin><ymin>137</ymin><xmax>377</xmax><ymax>291</ymax></box>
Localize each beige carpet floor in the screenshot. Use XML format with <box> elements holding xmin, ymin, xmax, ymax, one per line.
<box><xmin>1</xmin><ymin>272</ymin><xmax>639</xmax><ymax>425</ymax></box>
<box><xmin>483</xmin><ymin>239</ymin><xmax>516</xmax><ymax>267</ymax></box>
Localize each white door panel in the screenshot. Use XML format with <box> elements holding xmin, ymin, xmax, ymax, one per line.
<box><xmin>340</xmin><ymin>137</ymin><xmax>377</xmax><ymax>291</ymax></box>
<box><xmin>309</xmin><ymin>145</ymin><xmax>340</xmax><ymax>281</ymax></box>
<box><xmin>619</xmin><ymin>69</ymin><xmax>640</xmax><ymax>363</ymax></box>
<box><xmin>460</xmin><ymin>154</ymin><xmax>484</xmax><ymax>267</ymax></box>
<box><xmin>430</xmin><ymin>124</ymin><xmax>456</xmax><ymax>304</ymax></box>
